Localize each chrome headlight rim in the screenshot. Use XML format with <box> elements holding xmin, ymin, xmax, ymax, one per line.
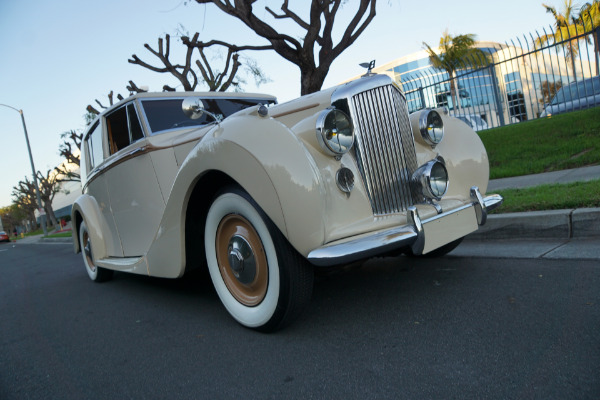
<box><xmin>316</xmin><ymin>108</ymin><xmax>355</xmax><ymax>157</ymax></box>
<box><xmin>418</xmin><ymin>110</ymin><xmax>444</xmax><ymax>147</ymax></box>
<box><xmin>412</xmin><ymin>158</ymin><xmax>449</xmax><ymax>201</ymax></box>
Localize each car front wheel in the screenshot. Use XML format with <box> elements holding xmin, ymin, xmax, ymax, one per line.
<box><xmin>204</xmin><ymin>186</ymin><xmax>313</xmax><ymax>332</ymax></box>
<box><xmin>79</xmin><ymin>222</ymin><xmax>113</xmax><ymax>282</ymax></box>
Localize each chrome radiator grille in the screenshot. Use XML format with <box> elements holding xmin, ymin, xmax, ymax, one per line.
<box><xmin>350</xmin><ymin>84</ymin><xmax>422</xmax><ymax>215</ymax></box>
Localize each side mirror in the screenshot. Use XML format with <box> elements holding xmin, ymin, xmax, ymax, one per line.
<box><xmin>182</xmin><ymin>97</ymin><xmax>220</xmax><ymax>125</ymax></box>
<box><xmin>182</xmin><ymin>97</ymin><xmax>206</xmax><ymax>120</ymax></box>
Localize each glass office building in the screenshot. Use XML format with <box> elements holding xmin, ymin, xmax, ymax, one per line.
<box><xmin>363</xmin><ymin>41</ymin><xmax>597</xmax><ymax>129</ymax></box>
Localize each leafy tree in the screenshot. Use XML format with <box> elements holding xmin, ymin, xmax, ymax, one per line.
<box><xmin>0</xmin><ymin>204</ymin><xmax>28</xmax><ymax>235</ymax></box>
<box><xmin>536</xmin><ymin>0</ymin><xmax>586</xmax><ymax>72</ymax></box>
<box><xmin>194</xmin><ymin>0</ymin><xmax>377</xmax><ymax>95</ymax></box>
<box><xmin>579</xmin><ymin>1</ymin><xmax>600</xmax><ymax>74</ymax></box>
<box><xmin>423</xmin><ymin>31</ymin><xmax>490</xmax><ymax>110</ymax></box>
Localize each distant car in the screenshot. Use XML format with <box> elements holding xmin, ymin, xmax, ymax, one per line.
<box><xmin>72</xmin><ymin>74</ymin><xmax>502</xmax><ymax>331</ymax></box>
<box><xmin>541</xmin><ymin>76</ymin><xmax>600</xmax><ymax>117</ymax></box>
<box><xmin>454</xmin><ymin>114</ymin><xmax>489</xmax><ymax>131</ymax></box>
<box><xmin>0</xmin><ymin>231</ymin><xmax>9</xmax><ymax>242</ymax></box>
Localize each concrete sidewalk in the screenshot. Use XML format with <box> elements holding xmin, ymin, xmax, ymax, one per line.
<box><xmin>488</xmin><ymin>165</ymin><xmax>600</xmax><ymax>191</ymax></box>
<box><xmin>450</xmin><ymin>238</ymin><xmax>600</xmax><ymax>261</ymax></box>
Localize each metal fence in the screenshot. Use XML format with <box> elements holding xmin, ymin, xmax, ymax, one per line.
<box><xmin>398</xmin><ymin>16</ymin><xmax>600</xmax><ymax>130</ymax></box>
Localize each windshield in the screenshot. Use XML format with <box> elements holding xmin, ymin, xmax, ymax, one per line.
<box><xmin>141</xmin><ymin>97</ymin><xmax>276</xmax><ymax>135</ymax></box>
<box><xmin>551</xmin><ymin>77</ymin><xmax>600</xmax><ymax>105</ymax></box>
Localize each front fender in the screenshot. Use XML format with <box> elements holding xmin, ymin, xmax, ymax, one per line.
<box><xmin>410</xmin><ymin>110</ymin><xmax>490</xmax><ymax>197</ymax></box>
<box><xmin>145</xmin><ymin>114</ymin><xmax>326</xmax><ymax>278</ymax></box>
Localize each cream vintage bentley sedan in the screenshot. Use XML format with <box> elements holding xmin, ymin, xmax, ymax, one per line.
<box><xmin>72</xmin><ymin>74</ymin><xmax>502</xmax><ymax>331</ymax></box>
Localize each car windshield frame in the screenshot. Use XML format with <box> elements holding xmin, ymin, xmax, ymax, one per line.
<box><xmin>139</xmin><ymin>96</ymin><xmax>276</xmax><ymax>136</ymax></box>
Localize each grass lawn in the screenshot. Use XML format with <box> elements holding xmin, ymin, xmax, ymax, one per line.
<box><xmin>494</xmin><ymin>179</ymin><xmax>600</xmax><ymax>213</ymax></box>
<box><xmin>14</xmin><ymin>228</ymin><xmax>72</xmax><ymax>240</ymax></box>
<box><xmin>479</xmin><ymin>107</ymin><xmax>600</xmax><ymax>179</ymax></box>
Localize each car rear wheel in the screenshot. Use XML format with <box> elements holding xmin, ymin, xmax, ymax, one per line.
<box><xmin>204</xmin><ymin>186</ymin><xmax>313</xmax><ymax>332</ymax></box>
<box><xmin>79</xmin><ymin>222</ymin><xmax>113</xmax><ymax>282</ymax></box>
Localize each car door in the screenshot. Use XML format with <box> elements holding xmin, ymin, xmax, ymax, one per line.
<box><xmin>82</xmin><ymin>120</ymin><xmax>124</xmax><ymax>257</ymax></box>
<box><xmin>102</xmin><ymin>101</ymin><xmax>165</xmax><ymax>257</ymax></box>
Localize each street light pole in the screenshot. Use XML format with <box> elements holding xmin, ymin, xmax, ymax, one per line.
<box><xmin>0</xmin><ymin>103</ymin><xmax>48</xmax><ymax>236</ymax></box>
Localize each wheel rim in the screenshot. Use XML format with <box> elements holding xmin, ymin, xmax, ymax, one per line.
<box><xmin>216</xmin><ymin>214</ymin><xmax>268</xmax><ymax>306</ymax></box>
<box><xmin>82</xmin><ymin>230</ymin><xmax>96</xmax><ymax>272</ymax></box>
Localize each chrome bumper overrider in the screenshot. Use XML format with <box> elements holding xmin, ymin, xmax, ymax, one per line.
<box><xmin>307</xmin><ymin>186</ymin><xmax>503</xmax><ymax>267</ymax></box>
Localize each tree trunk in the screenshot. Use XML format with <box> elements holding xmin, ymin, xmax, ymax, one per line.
<box><xmin>43</xmin><ymin>201</ymin><xmax>58</xmax><ymax>228</ymax></box>
<box><xmin>449</xmin><ymin>71</ymin><xmax>460</xmax><ymax>110</ymax></box>
<box><xmin>300</xmin><ymin>65</ymin><xmax>328</xmax><ymax>96</ymax></box>
<box><xmin>594</xmin><ymin>28</ymin><xmax>600</xmax><ymax>76</ymax></box>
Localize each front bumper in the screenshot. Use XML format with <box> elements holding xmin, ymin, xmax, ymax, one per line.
<box><xmin>307</xmin><ymin>186</ymin><xmax>503</xmax><ymax>266</ymax></box>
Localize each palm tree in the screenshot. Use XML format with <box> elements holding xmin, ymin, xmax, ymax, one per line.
<box><xmin>536</xmin><ymin>1</ymin><xmax>586</xmax><ymax>73</ymax></box>
<box><xmin>423</xmin><ymin>31</ymin><xmax>490</xmax><ymax>110</ymax></box>
<box><xmin>578</xmin><ymin>1</ymin><xmax>600</xmax><ymax>74</ymax></box>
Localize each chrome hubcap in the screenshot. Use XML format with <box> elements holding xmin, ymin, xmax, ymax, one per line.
<box><xmin>227</xmin><ymin>235</ymin><xmax>256</xmax><ymax>284</ymax></box>
<box><xmin>83</xmin><ymin>232</ymin><xmax>96</xmax><ymax>272</ymax></box>
<box><xmin>216</xmin><ymin>214</ymin><xmax>268</xmax><ymax>307</ymax></box>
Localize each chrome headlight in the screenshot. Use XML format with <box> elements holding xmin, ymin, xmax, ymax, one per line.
<box><xmin>316</xmin><ymin>109</ymin><xmax>354</xmax><ymax>157</ymax></box>
<box><xmin>419</xmin><ymin>110</ymin><xmax>444</xmax><ymax>147</ymax></box>
<box><xmin>412</xmin><ymin>158</ymin><xmax>449</xmax><ymax>201</ymax></box>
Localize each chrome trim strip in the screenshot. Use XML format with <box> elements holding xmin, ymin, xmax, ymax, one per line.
<box><xmin>307</xmin><ymin>193</ymin><xmax>503</xmax><ymax>266</ymax></box>
<box><xmin>96</xmin><ymin>256</ymin><xmax>143</xmax><ymax>268</ymax></box>
<box><xmin>307</xmin><ymin>224</ymin><xmax>418</xmax><ymax>267</ymax></box>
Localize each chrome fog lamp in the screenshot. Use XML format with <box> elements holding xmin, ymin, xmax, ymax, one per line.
<box><xmin>412</xmin><ymin>158</ymin><xmax>449</xmax><ymax>201</ymax></box>
<box><xmin>316</xmin><ymin>109</ymin><xmax>354</xmax><ymax>157</ymax></box>
<box><xmin>336</xmin><ymin>167</ymin><xmax>354</xmax><ymax>193</ymax></box>
<box><xmin>419</xmin><ymin>110</ymin><xmax>444</xmax><ymax>147</ymax></box>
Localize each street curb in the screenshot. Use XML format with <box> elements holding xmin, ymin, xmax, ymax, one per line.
<box><xmin>467</xmin><ymin>207</ymin><xmax>600</xmax><ymax>240</ymax></box>
<box><xmin>39</xmin><ymin>237</ymin><xmax>73</xmax><ymax>243</ymax></box>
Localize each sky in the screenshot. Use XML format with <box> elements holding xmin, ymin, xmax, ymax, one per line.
<box><xmin>0</xmin><ymin>0</ymin><xmax>559</xmax><ymax>208</ymax></box>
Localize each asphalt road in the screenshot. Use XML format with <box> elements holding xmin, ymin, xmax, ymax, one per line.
<box><xmin>1</xmin><ymin>242</ymin><xmax>599</xmax><ymax>399</ymax></box>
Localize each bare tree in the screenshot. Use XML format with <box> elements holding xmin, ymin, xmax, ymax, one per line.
<box><xmin>55</xmin><ymin>130</ymin><xmax>82</xmax><ymax>182</ymax></box>
<box><xmin>36</xmin><ymin>170</ymin><xmax>60</xmax><ymax>228</ymax></box>
<box><xmin>11</xmin><ymin>178</ymin><xmax>39</xmax><ymax>229</ymax></box>
<box><xmin>195</xmin><ymin>0</ymin><xmax>377</xmax><ymax>95</ymax></box>
<box><xmin>129</xmin><ymin>33</ymin><xmax>270</xmax><ymax>92</ymax></box>
<box><xmin>87</xmin><ymin>82</ymin><xmax>147</xmax><ymax>115</ymax></box>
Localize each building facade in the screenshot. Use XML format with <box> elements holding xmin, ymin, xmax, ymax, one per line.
<box><xmin>363</xmin><ymin>39</ymin><xmax>598</xmax><ymax>130</ymax></box>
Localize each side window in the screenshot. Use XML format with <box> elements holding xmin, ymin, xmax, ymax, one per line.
<box><xmin>87</xmin><ymin>122</ymin><xmax>104</xmax><ymax>171</ymax></box>
<box><xmin>107</xmin><ymin>106</ymin><xmax>129</xmax><ymax>154</ymax></box>
<box><xmin>128</xmin><ymin>103</ymin><xmax>144</xmax><ymax>142</ymax></box>
<box><xmin>106</xmin><ymin>102</ymin><xmax>145</xmax><ymax>155</ymax></box>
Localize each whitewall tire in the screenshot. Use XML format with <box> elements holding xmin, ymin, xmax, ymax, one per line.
<box><xmin>79</xmin><ymin>222</ymin><xmax>113</xmax><ymax>282</ymax></box>
<box><xmin>204</xmin><ymin>186</ymin><xmax>313</xmax><ymax>332</ymax></box>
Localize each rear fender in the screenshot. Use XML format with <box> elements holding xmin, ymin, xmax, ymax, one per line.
<box><xmin>71</xmin><ymin>195</ymin><xmax>109</xmax><ymax>261</ymax></box>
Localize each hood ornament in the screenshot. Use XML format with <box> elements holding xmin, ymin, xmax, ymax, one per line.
<box><xmin>359</xmin><ymin>60</ymin><xmax>376</xmax><ymax>77</ymax></box>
